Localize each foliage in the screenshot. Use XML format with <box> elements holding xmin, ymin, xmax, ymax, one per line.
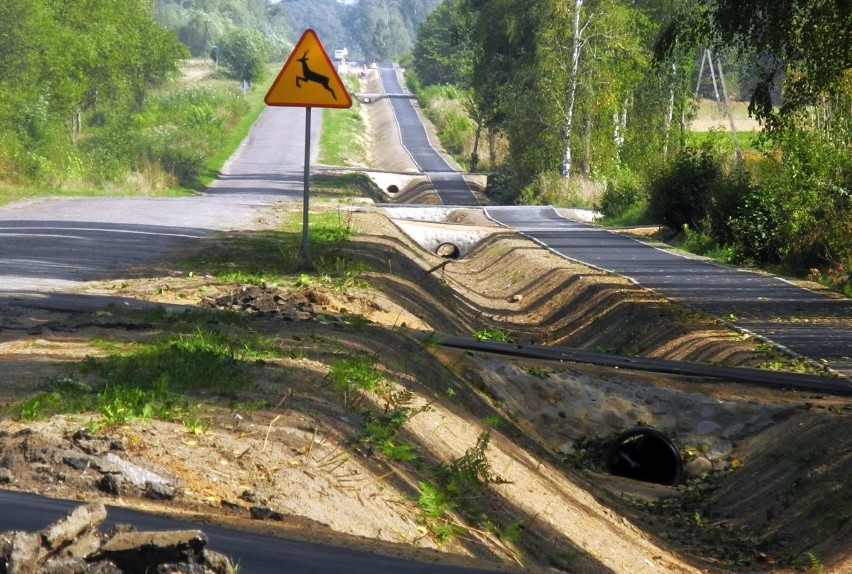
<box><xmin>16</xmin><ymin>325</ymin><xmax>280</xmax><ymax>428</ymax></box>
<box><xmin>417</xmin><ymin>432</ymin><xmax>511</xmax><ymax>540</ymax></box>
<box><xmin>473</xmin><ymin>328</ymin><xmax>512</xmax><ymax>343</ymax></box>
<box><xmin>184</xmin><ymin>210</ymin><xmax>366</xmax><ymax>287</ymax></box>
<box><xmin>519</xmin><ymin>171</ymin><xmax>601</xmax><ymax>208</ymax></box>
<box><xmin>0</xmin><ymin>0</ymin><xmax>188</xmax><ymax>188</ymax></box>
<box><xmin>217</xmin><ymin>29</ymin><xmax>270</xmax><ymax>83</ymax></box>
<box><xmin>78</xmin><ymin>328</ymin><xmax>264</xmax><ymax>394</ymax></box>
<box><xmin>319</xmin><ymin>75</ymin><xmax>367</xmax><ymax>166</ymax></box>
<box><xmin>648</xmin><ymin>146</ymin><xmax>720</xmax><ymax>231</ymax></box>
<box><xmin>655</xmin><ymin>0</ymin><xmax>851</xmax><ymax>132</ymax></box>
<box><xmin>419</xmin><ymin>85</ymin><xmax>475</xmax><ymax>158</ymax></box>
<box><xmin>598</xmin><ymin>168</ymin><xmax>646</xmax><ymax>218</ymax></box>
<box><xmin>156</xmin><ymin>0</ymin><xmax>290</xmax><ymax>59</ymax></box>
<box><xmin>411</xmin><ymin>0</ymin><xmax>474</xmax><ymax>87</ymax></box>
<box><xmin>329</xmin><ymin>354</ymin><xmax>383</xmax><ymax>395</ymax></box>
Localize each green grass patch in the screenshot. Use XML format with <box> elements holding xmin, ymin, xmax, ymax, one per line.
<box><xmin>16</xmin><ymin>326</ymin><xmax>284</xmax><ymax>428</ymax></box>
<box><xmin>183</xmin><ymin>210</ymin><xmax>368</xmax><ymax>286</ymax></box>
<box><xmin>597</xmin><ymin>203</ymin><xmax>657</xmax><ymax>227</ymax></box>
<box><xmin>318</xmin><ymin>75</ymin><xmax>366</xmax><ymax>167</ymax></box>
<box><xmin>193</xmin><ymin>74</ymin><xmax>270</xmax><ymax>189</ymax></box>
<box><xmin>311</xmin><ymin>172</ymin><xmax>383</xmax><ymax>202</ymax></box>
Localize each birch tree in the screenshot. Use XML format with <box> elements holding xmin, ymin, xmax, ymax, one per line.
<box><xmin>559</xmin><ymin>0</ymin><xmax>588</xmax><ymax>179</ymax></box>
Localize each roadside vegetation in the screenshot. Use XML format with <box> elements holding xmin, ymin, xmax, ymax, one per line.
<box><xmin>408</xmin><ymin>0</ymin><xmax>851</xmax><ymax>295</ymax></box>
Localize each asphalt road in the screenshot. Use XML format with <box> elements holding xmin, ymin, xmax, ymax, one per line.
<box><xmin>0</xmin><ymin>491</ymin><xmax>502</xmax><ymax>574</ymax></box>
<box><xmin>0</xmin><ymin>106</ymin><xmax>319</xmax><ymax>300</ymax></box>
<box><xmin>377</xmin><ymin>65</ymin><xmax>480</xmax><ymax>206</ymax></box>
<box><xmin>369</xmin><ymin>74</ymin><xmax>851</xmax><ymax>381</ymax></box>
<box><xmin>0</xmin><ymin>105</ymin><xmax>510</xmax><ymax>574</ymax></box>
<box><xmin>483</xmin><ymin>206</ymin><xmax>852</xmax><ymax>379</ymax></box>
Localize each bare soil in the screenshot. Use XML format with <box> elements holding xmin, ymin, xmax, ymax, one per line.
<box><xmin>0</xmin><ymin>74</ymin><xmax>850</xmax><ymax>574</ymax></box>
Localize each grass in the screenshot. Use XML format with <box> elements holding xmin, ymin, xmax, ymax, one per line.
<box><xmin>17</xmin><ymin>325</ymin><xmax>285</xmax><ymax>428</ymax></box>
<box><xmin>416</xmin><ymin>432</ymin><xmax>515</xmax><ymax>544</ymax></box>
<box><xmin>193</xmin><ymin>73</ymin><xmax>270</xmax><ymax>190</ymax></box>
<box><xmin>318</xmin><ymin>74</ymin><xmax>367</xmax><ymax>167</ymax></box>
<box><xmin>310</xmin><ymin>172</ymin><xmax>384</xmax><ymax>202</ymax></box>
<box><xmin>182</xmin><ymin>209</ymin><xmax>367</xmax><ymax>285</ymax></box>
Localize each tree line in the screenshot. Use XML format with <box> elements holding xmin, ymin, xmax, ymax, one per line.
<box><xmin>155</xmin><ymin>0</ymin><xmax>441</xmax><ymax>64</ymax></box>
<box><xmin>0</xmin><ymin>0</ymin><xmax>438</xmax><ymax>194</ymax></box>
<box><xmin>411</xmin><ymin>0</ymin><xmax>850</xmax><ymax>289</ymax></box>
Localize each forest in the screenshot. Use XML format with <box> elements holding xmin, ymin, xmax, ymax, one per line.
<box><xmin>0</xmin><ymin>0</ymin><xmax>848</xmax><ymax>291</ymax></box>
<box><xmin>410</xmin><ymin>0</ymin><xmax>850</xmax><ymax>291</ymax></box>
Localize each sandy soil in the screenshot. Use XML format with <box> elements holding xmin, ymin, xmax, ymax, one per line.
<box><xmin>1</xmin><ymin>76</ymin><xmax>851</xmax><ymax>574</ymax></box>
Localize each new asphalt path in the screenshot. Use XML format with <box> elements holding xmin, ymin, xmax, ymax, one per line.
<box><xmin>377</xmin><ymin>65</ymin><xmax>480</xmax><ymax>206</ymax></box>
<box><xmin>483</xmin><ymin>206</ymin><xmax>852</xmax><ymax>381</ymax></box>
<box><xmin>370</xmin><ymin>69</ymin><xmax>851</xmax><ymax>382</ymax></box>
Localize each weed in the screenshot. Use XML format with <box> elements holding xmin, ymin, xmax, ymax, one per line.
<box><xmin>482</xmin><ymin>415</ymin><xmax>501</xmax><ymax>427</ymax></box>
<box><xmin>416</xmin><ymin>482</ymin><xmax>463</xmax><ymax>542</ymax></box>
<box><xmin>473</xmin><ymin>328</ymin><xmax>512</xmax><ymax>343</ymax></box>
<box><xmin>807</xmin><ymin>552</ymin><xmax>825</xmax><ymax>574</ymax></box>
<box><xmin>357</xmin><ymin>387</ymin><xmax>429</xmax><ymax>462</ymax></box>
<box><xmin>417</xmin><ymin>432</ymin><xmax>511</xmax><ymax>542</ymax></box>
<box><xmin>523</xmin><ymin>366</ymin><xmax>550</xmax><ymax>379</ymax></box>
<box><xmin>328</xmin><ymin>353</ymin><xmax>382</xmax><ymax>395</ymax></box>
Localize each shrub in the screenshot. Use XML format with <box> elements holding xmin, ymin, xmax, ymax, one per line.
<box><xmin>518</xmin><ymin>172</ymin><xmax>602</xmax><ymax>208</ymax></box>
<box><xmin>648</xmin><ymin>147</ymin><xmax>721</xmax><ymax>231</ymax></box>
<box><xmin>599</xmin><ymin>169</ymin><xmax>646</xmax><ymax>218</ymax></box>
<box><xmin>711</xmin><ymin>175</ymin><xmax>784</xmax><ymax>264</ymax></box>
<box><xmin>485</xmin><ymin>167</ymin><xmax>523</xmax><ymax>204</ymax></box>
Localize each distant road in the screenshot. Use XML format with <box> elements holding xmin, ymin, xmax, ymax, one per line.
<box><xmin>0</xmin><ymin>104</ymin><xmax>508</xmax><ymax>574</ymax></box>
<box><xmin>377</xmin><ymin>65</ymin><xmax>480</xmax><ymax>206</ymax></box>
<box><xmin>372</xmin><ymin>68</ymin><xmax>851</xmax><ymax>381</ymax></box>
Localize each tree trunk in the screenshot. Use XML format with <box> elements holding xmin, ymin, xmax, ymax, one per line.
<box><xmin>663</xmin><ymin>63</ymin><xmax>675</xmax><ymax>159</ymax></box>
<box><xmin>471</xmin><ymin>123</ymin><xmax>482</xmax><ymax>172</ymax></box>
<box><xmin>581</xmin><ymin>113</ymin><xmax>591</xmax><ymax>175</ymax></box>
<box><xmin>613</xmin><ymin>96</ymin><xmax>628</xmax><ymax>163</ymax></box>
<box><xmin>560</xmin><ymin>0</ymin><xmax>584</xmax><ymax>180</ymax></box>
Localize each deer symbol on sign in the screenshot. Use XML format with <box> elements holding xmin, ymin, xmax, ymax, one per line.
<box><xmin>295</xmin><ymin>51</ymin><xmax>337</xmax><ymax>101</ymax></box>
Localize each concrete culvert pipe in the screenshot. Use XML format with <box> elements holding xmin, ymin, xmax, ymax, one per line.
<box><xmin>606</xmin><ymin>427</ymin><xmax>683</xmax><ymax>486</ymax></box>
<box><xmin>386</xmin><ymin>184</ymin><xmax>399</xmax><ymax>194</ymax></box>
<box><xmin>435</xmin><ymin>242</ymin><xmax>460</xmax><ymax>259</ymax></box>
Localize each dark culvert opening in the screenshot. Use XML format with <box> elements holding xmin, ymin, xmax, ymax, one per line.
<box><xmin>606</xmin><ymin>427</ymin><xmax>683</xmax><ymax>486</ymax></box>
<box><xmin>386</xmin><ymin>184</ymin><xmax>399</xmax><ymax>194</ymax></box>
<box><xmin>435</xmin><ymin>242</ymin><xmax>461</xmax><ymax>259</ymax></box>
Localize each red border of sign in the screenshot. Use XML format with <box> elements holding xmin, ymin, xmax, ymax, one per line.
<box><xmin>264</xmin><ymin>29</ymin><xmax>352</xmax><ymax>109</ymax></box>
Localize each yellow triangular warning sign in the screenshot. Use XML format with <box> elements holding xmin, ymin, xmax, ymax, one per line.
<box><xmin>265</xmin><ymin>29</ymin><xmax>352</xmax><ymax>109</ymax></box>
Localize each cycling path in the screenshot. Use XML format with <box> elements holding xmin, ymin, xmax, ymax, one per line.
<box><xmin>377</xmin><ymin>65</ymin><xmax>480</xmax><ymax>206</ymax></box>
<box><xmin>484</xmin><ymin>206</ymin><xmax>852</xmax><ymax>380</ymax></box>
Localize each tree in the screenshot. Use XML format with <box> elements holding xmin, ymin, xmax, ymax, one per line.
<box><xmin>412</xmin><ymin>0</ymin><xmax>473</xmax><ymax>87</ymax></box>
<box><xmin>655</xmin><ymin>0</ymin><xmax>851</xmax><ymax>130</ymax></box>
<box><xmin>218</xmin><ymin>29</ymin><xmax>270</xmax><ymax>83</ymax></box>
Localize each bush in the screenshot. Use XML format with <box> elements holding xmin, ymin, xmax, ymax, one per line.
<box><xmin>217</xmin><ymin>29</ymin><xmax>269</xmax><ymax>83</ymax></box>
<box><xmin>485</xmin><ymin>167</ymin><xmax>523</xmax><ymax>204</ymax></box>
<box><xmin>599</xmin><ymin>169</ymin><xmax>646</xmax><ymax>218</ymax></box>
<box><xmin>648</xmin><ymin>147</ymin><xmax>721</xmax><ymax>231</ymax></box>
<box><xmin>710</xmin><ymin>173</ymin><xmax>784</xmax><ymax>264</ymax></box>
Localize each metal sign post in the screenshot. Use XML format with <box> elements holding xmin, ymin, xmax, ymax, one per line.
<box><xmin>301</xmin><ymin>107</ymin><xmax>312</xmax><ymax>265</ymax></box>
<box><xmin>264</xmin><ymin>29</ymin><xmax>352</xmax><ymax>267</ymax></box>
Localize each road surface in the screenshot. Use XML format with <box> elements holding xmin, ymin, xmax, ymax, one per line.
<box><xmin>377</xmin><ymin>65</ymin><xmax>480</xmax><ymax>206</ymax></box>
<box><xmin>0</xmin><ymin>491</ymin><xmax>503</xmax><ymax>574</ymax></box>
<box><xmin>483</xmin><ymin>206</ymin><xmax>852</xmax><ymax>380</ymax></box>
